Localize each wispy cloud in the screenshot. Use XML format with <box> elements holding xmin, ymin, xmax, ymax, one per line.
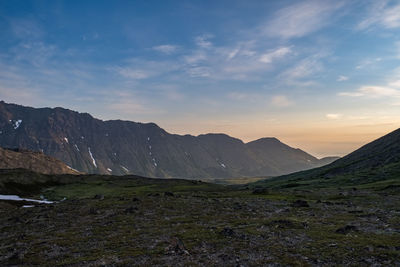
<box><xmin>389</xmin><ymin>80</ymin><xmax>400</xmax><ymax>88</ymax></box>
<box><xmin>340</xmin><ymin>85</ymin><xmax>400</xmax><ymax>98</ymax></box>
<box><xmin>259</xmin><ymin>46</ymin><xmax>292</xmax><ymax>63</ymax></box>
<box><xmin>264</xmin><ymin>0</ymin><xmax>344</xmax><ymax>39</ymax></box>
<box><xmin>326</xmin><ymin>113</ymin><xmax>343</xmax><ymax>119</ymax></box>
<box><xmin>152</xmin><ymin>44</ymin><xmax>179</xmax><ymax>55</ymax></box>
<box><xmin>271</xmin><ymin>95</ymin><xmax>292</xmax><ymax>107</ymax></box>
<box><xmin>337</xmin><ymin>75</ymin><xmax>349</xmax><ymax>81</ymax></box>
<box><xmin>281</xmin><ymin>56</ymin><xmax>323</xmax><ymax>81</ymax></box>
<box><xmin>107</xmin><ymin>98</ymin><xmax>163</xmax><ymax>115</ymax></box>
<box><xmin>358</xmin><ymin>1</ymin><xmax>400</xmax><ymax>30</ymax></box>
<box><xmin>355</xmin><ymin>57</ymin><xmax>381</xmax><ymax>70</ymax></box>
<box><xmin>10</xmin><ymin>18</ymin><xmax>44</xmax><ymax>40</ymax></box>
<box><xmin>186</xmin><ymin>66</ymin><xmax>211</xmax><ymax>78</ymax></box>
<box><xmin>117</xmin><ymin>68</ymin><xmax>152</xmax><ymax>79</ymax></box>
<box><xmin>195</xmin><ymin>34</ymin><xmax>213</xmax><ymax>48</ymax></box>
<box><xmin>114</xmin><ymin>59</ymin><xmax>180</xmax><ymax>80</ymax></box>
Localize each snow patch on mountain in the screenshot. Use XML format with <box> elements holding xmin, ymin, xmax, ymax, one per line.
<box><xmin>121</xmin><ymin>166</ymin><xmax>129</xmax><ymax>172</ymax></box>
<box><xmin>88</xmin><ymin>147</ymin><xmax>97</xmax><ymax>168</ymax></box>
<box><xmin>13</xmin><ymin>119</ymin><xmax>22</xmax><ymax>129</ymax></box>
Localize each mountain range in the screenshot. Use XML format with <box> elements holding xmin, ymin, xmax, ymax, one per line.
<box><xmin>0</xmin><ymin>101</ymin><xmax>338</xmax><ymax>178</ymax></box>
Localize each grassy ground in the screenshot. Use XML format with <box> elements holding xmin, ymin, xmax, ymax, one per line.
<box><xmin>0</xmin><ymin>171</ymin><xmax>400</xmax><ymax>266</ymax></box>
<box><xmin>201</xmin><ymin>176</ymin><xmax>270</xmax><ymax>185</ymax></box>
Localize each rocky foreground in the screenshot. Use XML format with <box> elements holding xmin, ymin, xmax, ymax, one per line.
<box><xmin>0</xmin><ymin>176</ymin><xmax>399</xmax><ymax>266</ymax></box>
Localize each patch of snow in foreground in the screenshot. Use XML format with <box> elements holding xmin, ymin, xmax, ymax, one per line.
<box><xmin>74</xmin><ymin>144</ymin><xmax>80</xmax><ymax>151</ymax></box>
<box><xmin>107</xmin><ymin>168</ymin><xmax>112</xmax><ymax>172</ymax></box>
<box><xmin>22</xmin><ymin>205</ymin><xmax>35</xmax><ymax>208</ymax></box>
<box><xmin>220</xmin><ymin>163</ymin><xmax>226</xmax><ymax>168</ymax></box>
<box><xmin>0</xmin><ymin>194</ymin><xmax>53</xmax><ymax>204</ymax></box>
<box><xmin>88</xmin><ymin>147</ymin><xmax>97</xmax><ymax>168</ymax></box>
<box><xmin>64</xmin><ymin>137</ymin><xmax>69</xmax><ymax>143</ymax></box>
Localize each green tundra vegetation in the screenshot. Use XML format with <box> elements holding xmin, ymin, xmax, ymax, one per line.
<box><xmin>0</xmin><ymin>167</ymin><xmax>399</xmax><ymax>266</ymax></box>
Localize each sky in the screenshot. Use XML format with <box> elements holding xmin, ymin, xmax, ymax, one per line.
<box><xmin>1</xmin><ymin>0</ymin><xmax>400</xmax><ymax>158</ymax></box>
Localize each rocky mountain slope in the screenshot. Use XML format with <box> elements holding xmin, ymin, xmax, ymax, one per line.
<box><xmin>0</xmin><ymin>147</ymin><xmax>79</xmax><ymax>175</ymax></box>
<box><xmin>254</xmin><ymin>127</ymin><xmax>400</xmax><ymax>188</ymax></box>
<box><xmin>0</xmin><ymin>101</ymin><xmax>336</xmax><ymax>178</ymax></box>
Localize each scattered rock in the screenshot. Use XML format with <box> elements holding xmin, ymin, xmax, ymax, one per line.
<box><xmin>348</xmin><ymin>210</ymin><xmax>363</xmax><ymax>214</ymax></box>
<box><xmin>89</xmin><ymin>207</ymin><xmax>99</xmax><ymax>215</ymax></box>
<box><xmin>124</xmin><ymin>207</ymin><xmax>138</xmax><ymax>214</ymax></box>
<box><xmin>335</xmin><ymin>225</ymin><xmax>358</xmax><ymax>234</ymax></box>
<box><xmin>165</xmin><ymin>237</ymin><xmax>189</xmax><ymax>255</ymax></box>
<box><xmin>164</xmin><ymin>192</ymin><xmax>174</xmax><ymax>197</ymax></box>
<box><xmin>252</xmin><ymin>188</ymin><xmax>269</xmax><ymax>194</ymax></box>
<box><xmin>220</xmin><ymin>227</ymin><xmax>235</xmax><ymax>237</ymax></box>
<box><xmin>94</xmin><ymin>194</ymin><xmax>104</xmax><ymax>200</ymax></box>
<box><xmin>291</xmin><ymin>200</ymin><xmax>309</xmax><ymax>208</ymax></box>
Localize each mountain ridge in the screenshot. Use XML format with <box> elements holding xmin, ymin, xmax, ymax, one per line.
<box><xmin>0</xmin><ymin>100</ymin><xmax>338</xmax><ymax>178</ymax></box>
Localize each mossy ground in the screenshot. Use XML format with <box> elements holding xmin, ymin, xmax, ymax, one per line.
<box><xmin>1</xmin><ymin>173</ymin><xmax>400</xmax><ymax>266</ymax></box>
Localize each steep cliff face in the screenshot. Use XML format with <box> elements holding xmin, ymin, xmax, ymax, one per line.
<box><xmin>0</xmin><ymin>101</ymin><xmax>336</xmax><ymax>178</ymax></box>
<box><xmin>0</xmin><ymin>147</ymin><xmax>79</xmax><ymax>175</ymax></box>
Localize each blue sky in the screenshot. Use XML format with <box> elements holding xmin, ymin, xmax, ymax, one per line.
<box><xmin>1</xmin><ymin>0</ymin><xmax>400</xmax><ymax>157</ymax></box>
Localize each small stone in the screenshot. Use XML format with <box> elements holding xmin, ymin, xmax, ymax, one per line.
<box><xmin>165</xmin><ymin>237</ymin><xmax>189</xmax><ymax>255</ymax></box>
<box><xmin>164</xmin><ymin>192</ymin><xmax>174</xmax><ymax>197</ymax></box>
<box><xmin>291</xmin><ymin>200</ymin><xmax>309</xmax><ymax>208</ymax></box>
<box><xmin>252</xmin><ymin>188</ymin><xmax>269</xmax><ymax>194</ymax></box>
<box><xmin>94</xmin><ymin>194</ymin><xmax>104</xmax><ymax>200</ymax></box>
<box><xmin>335</xmin><ymin>225</ymin><xmax>358</xmax><ymax>234</ymax></box>
<box><xmin>220</xmin><ymin>227</ymin><xmax>235</xmax><ymax>237</ymax></box>
<box><xmin>124</xmin><ymin>207</ymin><xmax>138</xmax><ymax>214</ymax></box>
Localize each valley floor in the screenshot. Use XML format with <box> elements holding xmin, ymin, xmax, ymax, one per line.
<box><xmin>0</xmin><ymin>176</ymin><xmax>400</xmax><ymax>266</ymax></box>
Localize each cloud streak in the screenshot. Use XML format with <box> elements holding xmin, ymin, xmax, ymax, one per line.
<box><xmin>271</xmin><ymin>95</ymin><xmax>292</xmax><ymax>107</ymax></box>
<box><xmin>152</xmin><ymin>45</ymin><xmax>179</xmax><ymax>55</ymax></box>
<box><xmin>358</xmin><ymin>1</ymin><xmax>400</xmax><ymax>30</ymax></box>
<box><xmin>340</xmin><ymin>85</ymin><xmax>400</xmax><ymax>99</ymax></box>
<box><xmin>264</xmin><ymin>0</ymin><xmax>344</xmax><ymax>39</ymax></box>
<box><xmin>259</xmin><ymin>47</ymin><xmax>292</xmax><ymax>63</ymax></box>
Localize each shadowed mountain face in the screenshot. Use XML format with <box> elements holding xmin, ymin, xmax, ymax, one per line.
<box><xmin>0</xmin><ymin>147</ymin><xmax>79</xmax><ymax>175</ymax></box>
<box><xmin>255</xmin><ymin>128</ymin><xmax>400</xmax><ymax>188</ymax></box>
<box><xmin>0</xmin><ymin>101</ymin><xmax>336</xmax><ymax>178</ymax></box>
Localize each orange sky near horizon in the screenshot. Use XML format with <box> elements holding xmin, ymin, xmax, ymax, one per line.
<box><xmin>161</xmin><ymin>118</ymin><xmax>400</xmax><ymax>158</ymax></box>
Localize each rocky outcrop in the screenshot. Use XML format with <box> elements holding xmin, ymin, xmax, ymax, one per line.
<box><xmin>0</xmin><ymin>147</ymin><xmax>79</xmax><ymax>175</ymax></box>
